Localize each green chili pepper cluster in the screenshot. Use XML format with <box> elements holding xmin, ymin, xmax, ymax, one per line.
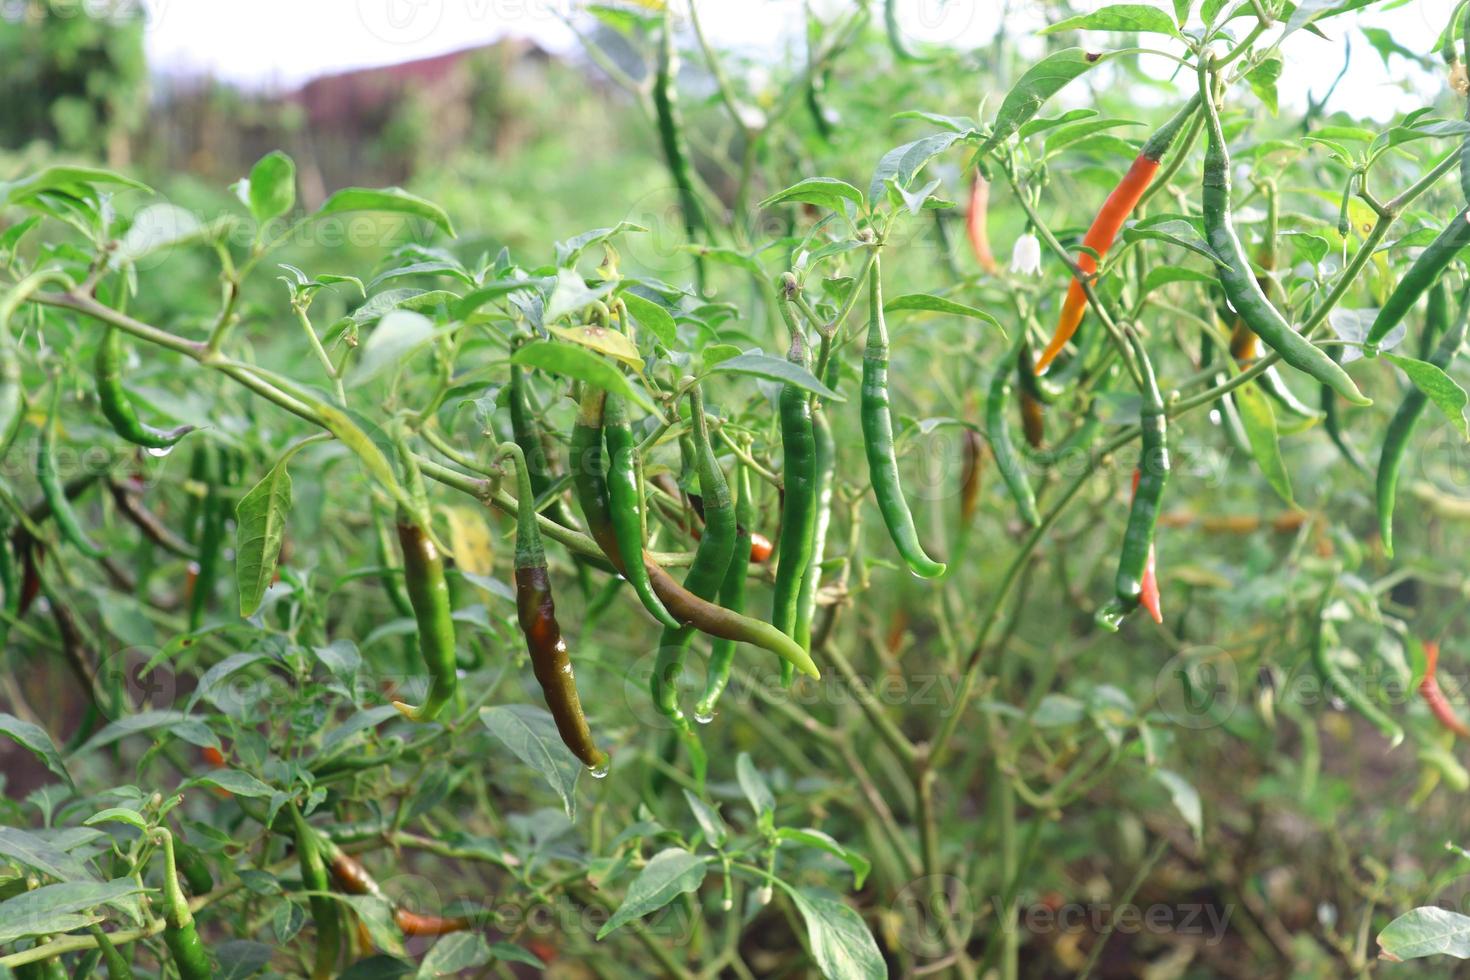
<box><xmin>773</xmin><ymin>280</ymin><xmax>819</xmax><ymax>686</ymax></box>
<box><xmin>697</xmin><ymin>463</ymin><xmax>754</xmax><ymax>719</ymax></box>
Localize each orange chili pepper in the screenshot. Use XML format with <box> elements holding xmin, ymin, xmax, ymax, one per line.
<box><xmin>966</xmin><ymin>172</ymin><xmax>999</xmax><ymax>275</ymax></box>
<box><xmin>1419</xmin><ymin>641</ymin><xmax>1470</xmax><ymax>738</ymax></box>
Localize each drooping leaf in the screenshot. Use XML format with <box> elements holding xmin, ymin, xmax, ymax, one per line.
<box><xmin>236</xmin><ymin>460</ymin><xmax>293</xmax><ymax>617</ymax></box>
<box><xmin>511</xmin><ymin>341</ymin><xmax>655</xmax><ymax>413</ymax></box>
<box><xmin>1384</xmin><ymin>353</ymin><xmax>1470</xmax><ymax>441</ymax></box>
<box><xmin>0</xmin><ymin>714</ymin><xmax>72</xmax><ymax>787</ymax></box>
<box><xmin>784</xmin><ymin>887</ymin><xmax>887</xmax><ymax>980</ymax></box>
<box><xmin>479</xmin><ymin>705</ymin><xmax>583</xmax><ymax>820</ymax></box>
<box><xmin>1233</xmin><ymin>381</ymin><xmax>1294</xmax><ymax>505</ymax></box>
<box><xmin>760</xmin><ymin>177</ymin><xmax>865</xmax><ymax>214</ymax></box>
<box><xmin>315</xmin><ymin>187</ymin><xmax>454</xmax><ymax>237</ymax></box>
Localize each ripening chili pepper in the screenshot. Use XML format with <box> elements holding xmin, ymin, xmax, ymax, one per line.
<box><xmin>154</xmin><ymin>829</ymin><xmax>214</xmax><ymax>980</ymax></box>
<box><xmin>986</xmin><ymin>339</ymin><xmax>1041</xmax><ymax>526</ymax></box>
<box><xmin>94</xmin><ymin>326</ymin><xmax>194</xmax><ymax>449</ymax></box>
<box><xmin>1365</xmin><ymin>214</ymin><xmax>1470</xmax><ymax>355</ymax></box>
<box><xmin>1097</xmin><ymin>331</ymin><xmax>1167</xmax><ymax>631</ymax></box>
<box><xmin>498</xmin><ymin>442</ymin><xmax>608</xmax><ymax>769</ymax></box>
<box><xmin>390</xmin><ymin>448</ymin><xmax>458</xmax><ymax>723</ymax></box>
<box><xmin>959</xmin><ymin>428</ymin><xmax>985</xmax><ymax>525</ymax></box>
<box><xmin>697</xmin><ymin>464</ymin><xmax>754</xmax><ymax>720</ymax></box>
<box><xmin>38</xmin><ymin>386</ymin><xmax>104</xmax><ymax>559</ymax></box>
<box><xmin>1131</xmin><ymin>469</ymin><xmax>1162</xmax><ymax>624</ymax></box>
<box><xmin>651</xmin><ymin>386</ymin><xmax>737</xmax><ymax>728</ymax></box>
<box><xmin>861</xmin><ymin>262</ymin><xmax>946</xmax><ymax>577</ymax></box>
<box><xmin>1199</xmin><ymin>66</ymin><xmax>1370</xmax><ymax>405</ymax></box>
<box><xmin>603</xmin><ymin>393</ymin><xmax>680</xmax><ymax>629</ymax></box>
<box><xmin>1035</xmin><ymin>96</ymin><xmax>1200</xmax><ymax>373</ymax></box>
<box><xmin>573</xmin><ymin>386</ymin><xmax>818</xmax><ymax>678</ymax></box>
<box><xmin>796</xmin><ymin>362</ymin><xmax>837</xmax><ymax>651</ymax></box>
<box><xmin>966</xmin><ymin>172</ymin><xmax>999</xmax><ymax>275</ymax></box>
<box><xmin>327</xmin><ymin>847</ymin><xmax>385</xmax><ymax>900</ymax></box>
<box><xmin>749</xmin><ymin>531</ymin><xmax>773</xmax><ymax>563</ymax></box>
<box><xmin>653</xmin><ymin>8</ymin><xmax>706</xmax><ymax>288</ymax></box>
<box><xmin>290</xmin><ymin>805</ymin><xmax>340</xmax><ymax>980</ymax></box>
<box><xmin>1018</xmin><ymin>387</ymin><xmax>1045</xmax><ymax>450</ymax></box>
<box><xmin>395</xmin><ymin>909</ymin><xmax>474</xmax><ymax>937</ymax></box>
<box><xmin>1419</xmin><ymin>640</ymin><xmax>1470</xmax><ymax>738</ymax></box>
<box><xmin>1311</xmin><ymin>593</ymin><xmax>1404</xmax><ymax>746</ymax></box>
<box><xmin>1377</xmin><ymin>287</ymin><xmax>1468</xmax><ymax>556</ymax></box>
<box><xmin>773</xmin><ymin>287</ymin><xmax>820</xmax><ymax>686</ymax></box>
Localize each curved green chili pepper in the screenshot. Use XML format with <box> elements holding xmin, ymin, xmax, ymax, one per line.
<box><xmin>1199</xmin><ymin>63</ymin><xmax>1370</xmax><ymax>405</ymax></box>
<box><xmin>986</xmin><ymin>339</ymin><xmax>1041</xmax><ymax>526</ymax></box>
<box><xmin>653</xmin><ymin>7</ymin><xmax>706</xmax><ymax>288</ymax></box>
<box><xmin>572</xmin><ymin>386</ymin><xmax>818</xmax><ymax>678</ymax></box>
<box><xmin>861</xmin><ymin>261</ymin><xmax>946</xmax><ymax>577</ymax></box>
<box><xmin>652</xmin><ymin>386</ymin><xmax>736</xmax><ymax>728</ymax></box>
<box><xmin>1311</xmin><ymin>592</ymin><xmax>1404</xmax><ymax>746</ymax></box>
<box><xmin>1378</xmin><ymin>287</ymin><xmax>1468</xmax><ymax>556</ymax></box>
<box><xmin>603</xmin><ymin>393</ymin><xmax>680</xmax><ymax>629</ymax></box>
<box><xmin>154</xmin><ymin>829</ymin><xmax>214</xmax><ymax>979</ymax></box>
<box><xmin>290</xmin><ymin>804</ymin><xmax>339</xmax><ymax>980</ymax></box>
<box><xmin>697</xmin><ymin>464</ymin><xmax>753</xmax><ymax>720</ymax></box>
<box><xmin>500</xmin><ymin>441</ymin><xmax>608</xmax><ymax>769</ymax></box>
<box><xmin>87</xmin><ymin>924</ymin><xmax>134</xmax><ymax>979</ymax></box>
<box><xmin>1364</xmin><ymin>213</ymin><xmax>1470</xmax><ymax>355</ymax></box>
<box><xmin>38</xmin><ymin>386</ymin><xmax>104</xmax><ymax>559</ymax></box>
<box><xmin>1018</xmin><ymin>340</ymin><xmax>1069</xmax><ymax>405</ymax></box>
<box><xmin>391</xmin><ymin>447</ymin><xmax>457</xmax><ymax>723</ymax></box>
<box><xmin>371</xmin><ymin>501</ymin><xmax>415</xmax><ymax>620</ymax></box>
<box><xmin>94</xmin><ymin>326</ymin><xmax>194</xmax><ymax>449</ymax></box>
<box><xmin>1098</xmin><ymin>331</ymin><xmax>1168</xmax><ymax>631</ymax></box>
<box><xmin>773</xmin><ymin>284</ymin><xmax>819</xmax><ymax>686</ymax></box>
<box><xmin>796</xmin><ymin>364</ymin><xmax>837</xmax><ymax>651</ymax></box>
<box><xmin>883</xmin><ymin>0</ymin><xmax>931</xmax><ymax>62</ymax></box>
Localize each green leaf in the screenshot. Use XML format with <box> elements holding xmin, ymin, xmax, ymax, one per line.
<box><xmin>236</xmin><ymin>460</ymin><xmax>292</xmax><ymax>617</ymax></box>
<box><xmin>83</xmin><ymin>808</ymin><xmax>149</xmax><ymax>832</ymax></box>
<box><xmin>682</xmin><ymin>790</ymin><xmax>728</xmax><ymax>847</ymax></box>
<box><xmin>1284</xmin><ymin>0</ymin><xmax>1382</xmax><ymax>36</ymax></box>
<box><xmin>884</xmin><ymin>293</ymin><xmax>1005</xmax><ymax>332</ymax></box>
<box><xmin>736</xmin><ymin>752</ymin><xmax>776</xmax><ymax>828</ymax></box>
<box><xmin>351</xmin><ymin>310</ymin><xmax>438</xmax><ymax>384</ymax></box>
<box><xmin>1233</xmin><ymin>382</ymin><xmax>1294</xmax><ymax>505</ymax></box>
<box><xmin>186</xmin><ymin>769</ymin><xmax>276</xmax><ymax>799</ymax></box>
<box><xmin>0</xmin><ymin>165</ymin><xmax>150</xmax><ymax>208</ymax></box>
<box><xmin>0</xmin><ymin>714</ymin><xmax>71</xmax><ymax>788</ymax></box>
<box><xmin>511</xmin><ymin>341</ymin><xmax>654</xmax><ymax>413</ymax></box>
<box><xmin>708</xmin><ymin>352</ymin><xmax>844</xmax><ymax>401</ymax></box>
<box><xmin>1041</xmin><ymin>4</ymin><xmax>1182</xmax><ymax>37</ymax></box>
<box><xmin>247</xmin><ymin>151</ymin><xmax>296</xmax><ymax>224</ymax></box>
<box><xmin>315</xmin><ymin>186</ymin><xmax>454</xmax><ymax>237</ymax></box>
<box><xmin>0</xmin><ymin>827</ymin><xmax>98</xmax><ymax>882</ymax></box>
<box><xmin>1151</xmin><ymin>769</ymin><xmax>1202</xmax><ymax>845</ymax></box>
<box><xmin>488</xmin><ymin>942</ymin><xmax>547</xmax><ymax>969</ymax></box>
<box><xmin>1246</xmin><ymin>57</ymin><xmax>1283</xmax><ymax>115</ymax></box>
<box><xmin>1123</xmin><ymin>215</ymin><xmax>1223</xmax><ymax>264</ymax></box>
<box><xmin>110</xmin><ymin>204</ymin><xmax>223</xmax><ymax>268</ymax></box>
<box><xmin>75</xmin><ymin>710</ymin><xmax>191</xmax><ymax>755</ymax></box>
<box><xmin>451</xmin><ymin>278</ymin><xmax>548</xmax><ymax>320</ymax></box>
<box><xmin>1173</xmin><ymin>0</ymin><xmax>1193</xmax><ymax>24</ymax></box>
<box><xmin>555</xmin><ymin>220</ymin><xmax>648</xmax><ymax>267</ymax></box>
<box><xmin>619</xmin><ymin>291</ymin><xmax>678</xmax><ymax>348</ymax></box>
<box><xmin>596</xmin><ymin>848</ymin><xmax>708</xmax><ymax>939</ymax></box>
<box><xmin>337</xmin><ymin>894</ymin><xmax>406</xmax><ymax>957</ymax></box>
<box><xmin>784</xmin><ymin>887</ymin><xmax>886</xmax><ymax>980</ymax></box>
<box><xmin>760</xmin><ymin>177</ymin><xmax>865</xmax><ymax>213</ymax></box>
<box><xmin>416</xmin><ymin>933</ymin><xmax>491</xmax><ymax>979</ymax></box>
<box><xmin>1140</xmin><ymin>266</ymin><xmax>1215</xmax><ymax>295</ymax></box>
<box><xmin>1385</xmin><ymin>353</ymin><xmax>1470</xmax><ymax>441</ymax></box>
<box><xmin>0</xmin><ymin>879</ymin><xmax>142</xmax><ymax>944</ymax></box>
<box><xmin>775</xmin><ymin>827</ymin><xmax>872</xmax><ymax>888</ymax></box>
<box><xmin>1379</xmin><ymin>906</ymin><xmax>1470</xmax><ymax>961</ymax></box>
<box><xmin>979</xmin><ymin>49</ymin><xmax>1109</xmax><ymax>154</ymax></box>
<box><xmin>479</xmin><ymin>705</ymin><xmax>583</xmax><ymax>821</ymax></box>
<box><xmin>868</xmin><ymin>133</ymin><xmax>962</xmax><ymax>203</ymax></box>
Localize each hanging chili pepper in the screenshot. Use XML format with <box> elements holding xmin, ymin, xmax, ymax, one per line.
<box><xmin>0</xmin><ymin>309</ymin><xmax>23</xmax><ymax>462</ymax></box>
<box><xmin>88</xmin><ymin>925</ymin><xmax>134</xmax><ymax>980</ymax></box>
<box><xmin>572</xmin><ymin>385</ymin><xmax>817</xmax><ymax>678</ymax></box>
<box><xmin>603</xmin><ymin>393</ymin><xmax>680</xmax><ymax>629</ymax></box>
<box><xmin>94</xmin><ymin>326</ymin><xmax>194</xmax><ymax>449</ymax></box>
<box><xmin>1311</xmin><ymin>593</ymin><xmax>1404</xmax><ymax>746</ymax></box>
<box><xmin>371</xmin><ymin>501</ymin><xmax>415</xmax><ymax>620</ymax></box>
<box><xmin>986</xmin><ymin>339</ymin><xmax>1041</xmax><ymax>526</ymax></box>
<box><xmin>1199</xmin><ymin>66</ymin><xmax>1369</xmax><ymax>404</ymax></box>
<box><xmin>390</xmin><ymin>445</ymin><xmax>458</xmax><ymax>723</ymax></box>
<box><xmin>653</xmin><ymin>7</ymin><xmax>706</xmax><ymax>289</ymax></box>
<box><xmin>697</xmin><ymin>463</ymin><xmax>754</xmax><ymax>720</ymax></box>
<box><xmin>1097</xmin><ymin>331</ymin><xmax>1168</xmax><ymax>631</ymax></box>
<box><xmin>1365</xmin><ymin>215</ymin><xmax>1470</xmax><ymax>354</ymax></box>
<box><xmin>1320</xmin><ymin>344</ymin><xmax>1368</xmax><ymax>473</ymax></box>
<box><xmin>883</xmin><ymin>0</ymin><xmax>930</xmax><ymax>62</ymax></box>
<box><xmin>1377</xmin><ymin>286</ymin><xmax>1468</xmax><ymax>556</ymax></box>
<box><xmin>796</xmin><ymin>358</ymin><xmax>838</xmax><ymax>651</ymax></box>
<box><xmin>395</xmin><ymin>909</ymin><xmax>475</xmax><ymax>938</ymax></box>
<box><xmin>188</xmin><ymin>446</ymin><xmax>230</xmax><ymax>630</ymax></box>
<box><xmin>651</xmin><ymin>386</ymin><xmax>736</xmax><ymax>728</ymax></box>
<box><xmin>1420</xmin><ymin>641</ymin><xmax>1470</xmax><ymax>738</ymax></box>
<box><xmin>1035</xmin><ymin>95</ymin><xmax>1200</xmax><ymax>373</ymax></box>
<box><xmin>1017</xmin><ymin>340</ymin><xmax>1069</xmax><ymax>405</ymax></box>
<box><xmin>966</xmin><ymin>172</ymin><xmax>999</xmax><ymax>275</ymax></box>
<box><xmin>684</xmin><ymin>490</ymin><xmax>773</xmax><ymax>564</ymax></box>
<box><xmin>508</xmin><ymin>360</ymin><xmax>577</xmax><ymax>529</ymax></box>
<box><xmin>773</xmin><ymin>283</ymin><xmax>819</xmax><ymax>687</ymax></box>
<box><xmin>861</xmin><ymin>261</ymin><xmax>946</xmax><ymax>577</ymax></box>
<box><xmin>498</xmin><ymin>442</ymin><xmax>608</xmax><ymax>769</ymax></box>
<box><xmin>1420</xmin><ymin>277</ymin><xmax>1452</xmax><ymax>358</ymax></box>
<box><xmin>959</xmin><ymin>428</ymin><xmax>985</xmax><ymax>525</ymax></box>
<box><xmin>173</xmin><ymin>837</ymin><xmax>214</xmax><ymax>897</ymax></box>
<box><xmin>1230</xmin><ymin>318</ymin><xmax>1326</xmax><ymax>420</ymax></box>
<box><xmin>290</xmin><ymin>805</ymin><xmax>340</xmax><ymax>980</ymax></box>
<box><xmin>153</xmin><ymin>829</ymin><xmax>214</xmax><ymax>979</ymax></box>
<box><xmin>327</xmin><ymin>846</ymin><xmax>473</xmax><ymax>937</ymax></box>
<box><xmin>38</xmin><ymin>386</ymin><xmax>104</xmax><ymax>559</ymax></box>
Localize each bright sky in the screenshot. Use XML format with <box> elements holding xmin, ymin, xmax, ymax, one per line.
<box><xmin>139</xmin><ymin>0</ymin><xmax>1449</xmax><ymax>120</ymax></box>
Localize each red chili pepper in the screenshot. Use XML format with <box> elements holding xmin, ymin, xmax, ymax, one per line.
<box><xmin>201</xmin><ymin>746</ymin><xmax>225</xmax><ymax>767</ymax></box>
<box><xmin>394</xmin><ymin>908</ymin><xmax>474</xmax><ymax>937</ymax></box>
<box><xmin>966</xmin><ymin>172</ymin><xmax>999</xmax><ymax>274</ymax></box>
<box><xmin>1419</xmin><ymin>641</ymin><xmax>1470</xmax><ymax>738</ymax></box>
<box><xmin>1130</xmin><ymin>469</ymin><xmax>1162</xmax><ymax>625</ymax></box>
<box><xmin>748</xmin><ymin>531</ymin><xmax>774</xmax><ymax>564</ymax></box>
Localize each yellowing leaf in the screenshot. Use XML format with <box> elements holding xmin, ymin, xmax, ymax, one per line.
<box><xmin>548</xmin><ymin>324</ymin><xmax>643</xmax><ymax>370</ymax></box>
<box><xmin>443</xmin><ymin>505</ymin><xmax>495</xmax><ymax>576</ymax></box>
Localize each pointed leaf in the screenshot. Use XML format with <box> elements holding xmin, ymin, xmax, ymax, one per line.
<box><xmin>316</xmin><ymin>187</ymin><xmax>454</xmax><ymax>237</ymax></box>
<box><xmin>1385</xmin><ymin>353</ymin><xmax>1470</xmax><ymax>441</ymax></box>
<box><xmin>1233</xmin><ymin>381</ymin><xmax>1294</xmax><ymax>505</ymax></box>
<box><xmin>979</xmin><ymin>49</ymin><xmax>1109</xmax><ymax>154</ymax></box>
<box><xmin>708</xmin><ymin>352</ymin><xmax>844</xmax><ymax>401</ymax></box>
<box><xmin>247</xmin><ymin>151</ymin><xmax>296</xmax><ymax>224</ymax></box>
<box><xmin>596</xmin><ymin>848</ymin><xmax>708</xmax><ymax>939</ymax></box>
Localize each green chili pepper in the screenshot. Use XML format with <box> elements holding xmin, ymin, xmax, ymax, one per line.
<box><xmin>87</xmin><ymin>924</ymin><xmax>134</xmax><ymax>979</ymax></box>
<box><xmin>390</xmin><ymin>448</ymin><xmax>458</xmax><ymax>723</ymax></box>
<box><xmin>38</xmin><ymin>386</ymin><xmax>104</xmax><ymax>559</ymax></box>
<box><xmin>500</xmin><ymin>441</ymin><xmax>608</xmax><ymax>770</ymax></box>
<box><xmin>862</xmin><ymin>261</ymin><xmax>946</xmax><ymax>578</ymax></box>
<box><xmin>1199</xmin><ymin>63</ymin><xmax>1370</xmax><ymax>405</ymax></box>
<box><xmin>1017</xmin><ymin>340</ymin><xmax>1069</xmax><ymax>405</ymax></box>
<box><xmin>697</xmin><ymin>464</ymin><xmax>754</xmax><ymax>720</ymax></box>
<box><xmin>1097</xmin><ymin>331</ymin><xmax>1168</xmax><ymax>631</ymax></box>
<box><xmin>1320</xmin><ymin>345</ymin><xmax>1368</xmax><ymax>473</ymax></box>
<box><xmin>154</xmin><ymin>829</ymin><xmax>214</xmax><ymax>980</ymax></box>
<box><xmin>652</xmin><ymin>386</ymin><xmax>737</xmax><ymax>728</ymax></box>
<box><xmin>1420</xmin><ymin>277</ymin><xmax>1452</xmax><ymax>359</ymax></box>
<box><xmin>603</xmin><ymin>393</ymin><xmax>680</xmax><ymax>629</ymax></box>
<box><xmin>773</xmin><ymin>282</ymin><xmax>819</xmax><ymax>686</ymax></box>
<box><xmin>0</xmin><ymin>310</ymin><xmax>23</xmax><ymax>462</ymax></box>
<box><xmin>188</xmin><ymin>446</ymin><xmax>229</xmax><ymax>630</ymax></box>
<box><xmin>796</xmin><ymin>361</ymin><xmax>837</xmax><ymax>651</ymax></box>
<box><xmin>371</xmin><ymin>501</ymin><xmax>415</xmax><ymax>620</ymax></box>
<box><xmin>653</xmin><ymin>7</ymin><xmax>706</xmax><ymax>288</ymax></box>
<box><xmin>94</xmin><ymin>326</ymin><xmax>194</xmax><ymax>449</ymax></box>
<box><xmin>1311</xmin><ymin>592</ymin><xmax>1404</xmax><ymax>746</ymax></box>
<box><xmin>173</xmin><ymin>838</ymin><xmax>214</xmax><ymax>897</ymax></box>
<box><xmin>986</xmin><ymin>339</ymin><xmax>1041</xmax><ymax>526</ymax></box>
<box><xmin>290</xmin><ymin>804</ymin><xmax>340</xmax><ymax>980</ymax></box>
<box><xmin>883</xmin><ymin>0</ymin><xmax>930</xmax><ymax>62</ymax></box>
<box><xmin>573</xmin><ymin>386</ymin><xmax>818</xmax><ymax>679</ymax></box>
<box><xmin>509</xmin><ymin>360</ymin><xmax>576</xmax><ymax>529</ymax></box>
<box><xmin>1377</xmin><ymin>288</ymin><xmax>1468</xmax><ymax>556</ymax></box>
<box><xmin>1364</xmin><ymin>213</ymin><xmax>1470</xmax><ymax>355</ymax></box>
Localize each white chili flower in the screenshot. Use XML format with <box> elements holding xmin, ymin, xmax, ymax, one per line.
<box><xmin>1010</xmin><ymin>232</ymin><xmax>1042</xmax><ymax>276</ymax></box>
